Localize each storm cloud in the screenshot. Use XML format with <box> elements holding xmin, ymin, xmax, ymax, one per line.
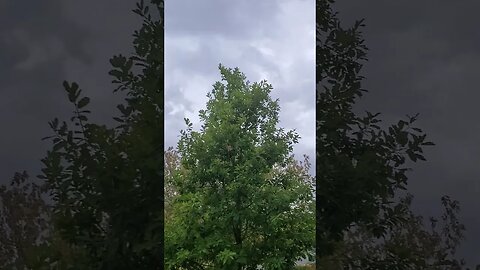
<box><xmin>0</xmin><ymin>1</ymin><xmax>140</xmax><ymax>184</ymax></box>
<box><xmin>335</xmin><ymin>0</ymin><xmax>480</xmax><ymax>265</ymax></box>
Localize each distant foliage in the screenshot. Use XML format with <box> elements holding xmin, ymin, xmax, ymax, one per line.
<box><xmin>317</xmin><ymin>194</ymin><xmax>474</xmax><ymax>269</ymax></box>
<box><xmin>164</xmin><ymin>147</ymin><xmax>181</xmax><ymax>220</ymax></box>
<box><xmin>0</xmin><ymin>172</ymin><xmax>50</xmax><ymax>269</ymax></box>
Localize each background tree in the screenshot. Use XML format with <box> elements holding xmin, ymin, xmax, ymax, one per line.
<box><xmin>165</xmin><ymin>65</ymin><xmax>315</xmax><ymax>270</ymax></box>
<box><xmin>165</xmin><ymin>147</ymin><xmax>181</xmax><ymax>221</ymax></box>
<box><xmin>0</xmin><ymin>172</ymin><xmax>51</xmax><ymax>269</ymax></box>
<box><xmin>38</xmin><ymin>0</ymin><xmax>163</xmax><ymax>269</ymax></box>
<box><xmin>0</xmin><ymin>175</ymin><xmax>86</xmax><ymax>269</ymax></box>
<box><xmin>317</xmin><ymin>194</ymin><xmax>476</xmax><ymax>269</ymax></box>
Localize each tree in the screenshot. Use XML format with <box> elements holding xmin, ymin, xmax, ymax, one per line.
<box><xmin>38</xmin><ymin>0</ymin><xmax>164</xmax><ymax>269</ymax></box>
<box><xmin>164</xmin><ymin>65</ymin><xmax>315</xmax><ymax>269</ymax></box>
<box><xmin>316</xmin><ymin>0</ymin><xmax>477</xmax><ymax>268</ymax></box>
<box><xmin>317</xmin><ymin>194</ymin><xmax>476</xmax><ymax>269</ymax></box>
<box><xmin>317</xmin><ymin>0</ymin><xmax>435</xmax><ymax>258</ymax></box>
<box><xmin>164</xmin><ymin>147</ymin><xmax>182</xmax><ymax>221</ymax></box>
<box><xmin>0</xmin><ymin>172</ymin><xmax>51</xmax><ymax>269</ymax></box>
<box><xmin>0</xmin><ymin>175</ymin><xmax>87</xmax><ymax>270</ymax></box>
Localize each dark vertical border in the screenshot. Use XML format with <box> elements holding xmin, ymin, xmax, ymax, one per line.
<box><xmin>159</xmin><ymin>0</ymin><xmax>165</xmax><ymax>267</ymax></box>
<box><xmin>315</xmin><ymin>0</ymin><xmax>324</xmax><ymax>264</ymax></box>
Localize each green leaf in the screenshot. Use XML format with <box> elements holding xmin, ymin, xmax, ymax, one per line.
<box><xmin>108</xmin><ymin>69</ymin><xmax>123</xmax><ymax>79</ymax></box>
<box><xmin>78</xmin><ymin>115</ymin><xmax>88</xmax><ymax>122</ymax></box>
<box><xmin>416</xmin><ymin>154</ymin><xmax>426</xmax><ymax>161</ymax></box>
<box><xmin>63</xmin><ymin>81</ymin><xmax>80</xmax><ymax>102</ymax></box>
<box><xmin>53</xmin><ymin>141</ymin><xmax>66</xmax><ymax>151</ymax></box>
<box><xmin>113</xmin><ymin>117</ymin><xmax>124</xmax><ymax>123</ymax></box>
<box><xmin>77</xmin><ymin>97</ymin><xmax>90</xmax><ymax>109</ymax></box>
<box><xmin>406</xmin><ymin>150</ymin><xmax>417</xmax><ymax>162</ymax></box>
<box><xmin>109</xmin><ymin>55</ymin><xmax>126</xmax><ymax>67</ymax></box>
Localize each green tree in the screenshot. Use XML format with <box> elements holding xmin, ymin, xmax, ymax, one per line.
<box><xmin>165</xmin><ymin>147</ymin><xmax>182</xmax><ymax>221</ymax></box>
<box><xmin>38</xmin><ymin>0</ymin><xmax>163</xmax><ymax>269</ymax></box>
<box><xmin>165</xmin><ymin>65</ymin><xmax>315</xmax><ymax>269</ymax></box>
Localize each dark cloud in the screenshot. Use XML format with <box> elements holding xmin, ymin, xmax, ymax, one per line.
<box><xmin>0</xmin><ymin>1</ymin><xmax>140</xmax><ymax>184</ymax></box>
<box><xmin>166</xmin><ymin>0</ymin><xmax>281</xmax><ymax>38</ymax></box>
<box><xmin>335</xmin><ymin>0</ymin><xmax>480</xmax><ymax>265</ymax></box>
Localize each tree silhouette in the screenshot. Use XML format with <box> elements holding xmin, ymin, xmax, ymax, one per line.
<box><xmin>317</xmin><ymin>0</ymin><xmax>434</xmax><ymax>258</ymax></box>
<box><xmin>38</xmin><ymin>0</ymin><xmax>164</xmax><ymax>268</ymax></box>
<box><xmin>316</xmin><ymin>0</ymin><xmax>477</xmax><ymax>268</ymax></box>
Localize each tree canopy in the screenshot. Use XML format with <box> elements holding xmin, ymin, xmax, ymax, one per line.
<box><xmin>165</xmin><ymin>65</ymin><xmax>315</xmax><ymax>269</ymax></box>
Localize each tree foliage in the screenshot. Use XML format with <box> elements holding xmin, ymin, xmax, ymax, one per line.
<box><xmin>317</xmin><ymin>194</ymin><xmax>478</xmax><ymax>269</ymax></box>
<box><xmin>164</xmin><ymin>147</ymin><xmax>182</xmax><ymax>221</ymax></box>
<box><xmin>38</xmin><ymin>0</ymin><xmax>164</xmax><ymax>269</ymax></box>
<box><xmin>316</xmin><ymin>0</ymin><xmax>477</xmax><ymax>268</ymax></box>
<box><xmin>0</xmin><ymin>172</ymin><xmax>51</xmax><ymax>269</ymax></box>
<box><xmin>165</xmin><ymin>65</ymin><xmax>315</xmax><ymax>269</ymax></box>
<box><xmin>317</xmin><ymin>0</ymin><xmax>435</xmax><ymax>257</ymax></box>
<box><xmin>0</xmin><ymin>176</ymin><xmax>103</xmax><ymax>268</ymax></box>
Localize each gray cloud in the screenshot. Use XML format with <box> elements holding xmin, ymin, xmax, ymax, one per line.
<box><xmin>0</xmin><ymin>1</ymin><xmax>139</xmax><ymax>184</ymax></box>
<box><xmin>335</xmin><ymin>0</ymin><xmax>480</xmax><ymax>265</ymax></box>
<box><xmin>165</xmin><ymin>1</ymin><xmax>315</xmax><ymax>176</ymax></box>
<box><xmin>166</xmin><ymin>1</ymin><xmax>281</xmax><ymax>38</ymax></box>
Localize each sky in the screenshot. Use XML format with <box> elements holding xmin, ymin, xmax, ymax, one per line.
<box><xmin>334</xmin><ymin>0</ymin><xmax>480</xmax><ymax>265</ymax></box>
<box><xmin>0</xmin><ymin>0</ymin><xmax>315</xmax><ymax>206</ymax></box>
<box><xmin>0</xmin><ymin>0</ymin><xmax>140</xmax><ymax>184</ymax></box>
<box><xmin>164</xmin><ymin>0</ymin><xmax>316</xmax><ymax>174</ymax></box>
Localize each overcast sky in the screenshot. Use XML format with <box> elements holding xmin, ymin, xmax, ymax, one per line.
<box><xmin>165</xmin><ymin>0</ymin><xmax>315</xmax><ymax>173</ymax></box>
<box><xmin>0</xmin><ymin>0</ymin><xmax>139</xmax><ymax>183</ymax></box>
<box><xmin>334</xmin><ymin>0</ymin><xmax>480</xmax><ymax>265</ymax></box>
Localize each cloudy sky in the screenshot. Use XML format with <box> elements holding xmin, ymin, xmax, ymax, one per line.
<box><xmin>0</xmin><ymin>0</ymin><xmax>139</xmax><ymax>183</ymax></box>
<box><xmin>334</xmin><ymin>0</ymin><xmax>480</xmax><ymax>265</ymax></box>
<box><xmin>165</xmin><ymin>0</ymin><xmax>315</xmax><ymax>173</ymax></box>
<box><xmin>0</xmin><ymin>0</ymin><xmax>315</xmax><ymax>207</ymax></box>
